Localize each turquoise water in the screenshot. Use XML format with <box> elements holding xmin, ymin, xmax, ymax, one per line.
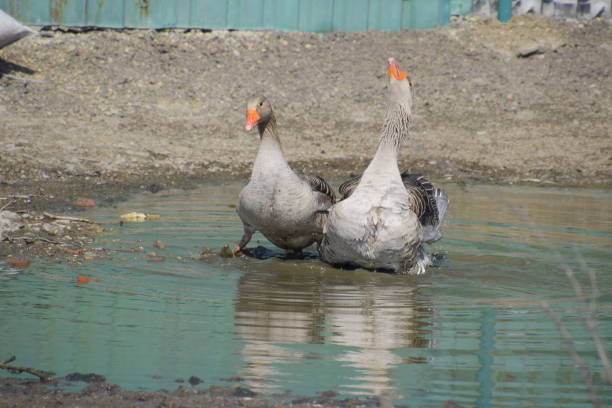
<box><xmin>1</xmin><ymin>182</ymin><xmax>611</xmax><ymax>407</ymax></box>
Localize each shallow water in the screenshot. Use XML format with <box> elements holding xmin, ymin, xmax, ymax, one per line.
<box><xmin>1</xmin><ymin>182</ymin><xmax>611</xmax><ymax>407</ymax></box>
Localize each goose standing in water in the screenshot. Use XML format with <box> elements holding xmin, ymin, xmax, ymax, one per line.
<box><xmin>234</xmin><ymin>95</ymin><xmax>335</xmax><ymax>255</ymax></box>
<box><xmin>320</xmin><ymin>58</ymin><xmax>448</xmax><ymax>274</ymax></box>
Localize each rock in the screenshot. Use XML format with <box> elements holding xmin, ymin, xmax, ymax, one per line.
<box><xmin>218</xmin><ymin>245</ymin><xmax>234</xmax><ymax>258</ymax></box>
<box><xmin>153</xmin><ymin>240</ymin><xmax>165</xmax><ymax>249</ymax></box>
<box><xmin>196</xmin><ymin>245</ymin><xmax>215</xmax><ymax>261</ymax></box>
<box><xmin>42</xmin><ymin>222</ymin><xmax>65</xmax><ymax>236</ymax></box>
<box><xmin>147</xmin><ymin>184</ymin><xmax>164</xmax><ymax>193</ymax></box>
<box><xmin>174</xmin><ymin>385</ymin><xmax>198</xmax><ymax>397</ymax></box>
<box><xmin>6</xmin><ymin>257</ymin><xmax>30</xmax><ymax>269</ymax></box>
<box><xmin>73</xmin><ymin>197</ymin><xmax>96</xmax><ymax>208</ymax></box>
<box><xmin>65</xmin><ymin>372</ymin><xmax>106</xmax><ymax>383</ymax></box>
<box><xmin>76</xmin><ymin>275</ymin><xmax>102</xmax><ymax>284</ymax></box>
<box><xmin>0</xmin><ymin>210</ymin><xmax>23</xmax><ymax>240</ymax></box>
<box><xmin>80</xmin><ymin>382</ymin><xmax>120</xmax><ymax>395</ymax></box>
<box><xmin>516</xmin><ymin>43</ymin><xmax>543</xmax><ymax>58</ymax></box>
<box><xmin>233</xmin><ymin>386</ymin><xmax>256</xmax><ymax>397</ymax></box>
<box><xmin>188</xmin><ymin>376</ymin><xmax>203</xmax><ymax>385</ymax></box>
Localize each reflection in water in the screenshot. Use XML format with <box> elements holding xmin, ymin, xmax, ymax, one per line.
<box><xmin>234</xmin><ymin>267</ymin><xmax>431</xmax><ymax>395</ymax></box>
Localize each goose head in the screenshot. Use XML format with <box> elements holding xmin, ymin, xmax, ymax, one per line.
<box><xmin>245</xmin><ymin>95</ymin><xmax>274</xmax><ymax>132</ymax></box>
<box><xmin>387</xmin><ymin>57</ymin><xmax>413</xmax><ymax>112</ymax></box>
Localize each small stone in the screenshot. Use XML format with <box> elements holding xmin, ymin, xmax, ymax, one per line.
<box><xmin>600</xmin><ymin>43</ymin><xmax>612</xmax><ymax>52</ymax></box>
<box><xmin>233</xmin><ymin>386</ymin><xmax>256</xmax><ymax>397</ymax></box>
<box><xmin>147</xmin><ymin>184</ymin><xmax>164</xmax><ymax>193</ymax></box>
<box><xmin>0</xmin><ymin>211</ymin><xmax>23</xmax><ymax>239</ymax></box>
<box><xmin>188</xmin><ymin>376</ymin><xmax>203</xmax><ymax>385</ymax></box>
<box><xmin>196</xmin><ymin>245</ymin><xmax>215</xmax><ymax>261</ymax></box>
<box><xmin>80</xmin><ymin>382</ymin><xmax>120</xmax><ymax>395</ymax></box>
<box><xmin>42</xmin><ymin>223</ymin><xmax>64</xmax><ymax>236</ymax></box>
<box><xmin>65</xmin><ymin>372</ymin><xmax>106</xmax><ymax>383</ymax></box>
<box><xmin>175</xmin><ymin>385</ymin><xmax>197</xmax><ymax>397</ymax></box>
<box><xmin>516</xmin><ymin>43</ymin><xmax>543</xmax><ymax>58</ymax></box>
<box><xmin>6</xmin><ymin>257</ymin><xmax>30</xmax><ymax>269</ymax></box>
<box><xmin>218</xmin><ymin>245</ymin><xmax>234</xmax><ymax>258</ymax></box>
<box><xmin>73</xmin><ymin>197</ymin><xmax>96</xmax><ymax>208</ymax></box>
<box><xmin>153</xmin><ymin>240</ymin><xmax>165</xmax><ymax>249</ymax></box>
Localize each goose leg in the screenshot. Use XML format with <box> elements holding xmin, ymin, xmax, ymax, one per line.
<box><xmin>234</xmin><ymin>224</ymin><xmax>255</xmax><ymax>255</ymax></box>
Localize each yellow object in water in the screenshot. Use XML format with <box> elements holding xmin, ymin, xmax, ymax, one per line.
<box><xmin>120</xmin><ymin>212</ymin><xmax>160</xmax><ymax>222</ymax></box>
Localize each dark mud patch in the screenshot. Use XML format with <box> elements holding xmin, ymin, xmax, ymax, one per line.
<box><xmin>0</xmin><ymin>375</ymin><xmax>464</xmax><ymax>408</ymax></box>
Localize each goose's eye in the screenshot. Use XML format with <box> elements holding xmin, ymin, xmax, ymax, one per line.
<box><xmin>259</xmin><ymin>101</ymin><xmax>264</xmax><ymax>107</ymax></box>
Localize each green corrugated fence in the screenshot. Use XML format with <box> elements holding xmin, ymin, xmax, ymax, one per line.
<box><xmin>0</xmin><ymin>0</ymin><xmax>452</xmax><ymax>31</ymax></box>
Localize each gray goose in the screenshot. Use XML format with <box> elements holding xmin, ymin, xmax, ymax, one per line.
<box><xmin>234</xmin><ymin>95</ymin><xmax>335</xmax><ymax>255</ymax></box>
<box><xmin>319</xmin><ymin>58</ymin><xmax>448</xmax><ymax>274</ymax></box>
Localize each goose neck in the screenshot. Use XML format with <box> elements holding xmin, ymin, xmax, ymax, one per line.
<box><xmin>378</xmin><ymin>103</ymin><xmax>411</xmax><ymax>151</ymax></box>
<box><xmin>252</xmin><ymin>116</ymin><xmax>288</xmax><ymax>176</ymax></box>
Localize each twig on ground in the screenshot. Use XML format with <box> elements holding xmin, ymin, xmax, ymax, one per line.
<box><xmin>2</xmin><ymin>74</ymin><xmax>44</xmax><ymax>83</ymax></box>
<box><xmin>10</xmin><ymin>236</ymin><xmax>61</xmax><ymax>245</ymax></box>
<box><xmin>0</xmin><ymin>200</ymin><xmax>14</xmax><ymax>211</ymax></box>
<box><xmin>0</xmin><ymin>356</ymin><xmax>54</xmax><ymax>382</ymax></box>
<box><xmin>0</xmin><ymin>195</ymin><xmax>32</xmax><ymax>200</ymax></box>
<box><xmin>43</xmin><ymin>212</ymin><xmax>103</xmax><ymax>224</ymax></box>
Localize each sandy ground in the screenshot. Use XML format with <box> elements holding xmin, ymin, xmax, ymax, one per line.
<box><xmin>0</xmin><ymin>14</ymin><xmax>611</xmax><ymax>407</ymax></box>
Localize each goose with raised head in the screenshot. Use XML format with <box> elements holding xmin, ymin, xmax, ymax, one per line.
<box><xmin>320</xmin><ymin>58</ymin><xmax>448</xmax><ymax>274</ymax></box>
<box><xmin>234</xmin><ymin>95</ymin><xmax>335</xmax><ymax>255</ymax></box>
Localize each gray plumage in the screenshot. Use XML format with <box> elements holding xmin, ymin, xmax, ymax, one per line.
<box><xmin>338</xmin><ymin>172</ymin><xmax>447</xmax><ymax>243</ymax></box>
<box><xmin>320</xmin><ymin>58</ymin><xmax>448</xmax><ymax>274</ymax></box>
<box><xmin>235</xmin><ymin>95</ymin><xmax>335</xmax><ymax>254</ymax></box>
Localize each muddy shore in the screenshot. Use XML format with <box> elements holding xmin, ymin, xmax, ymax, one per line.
<box><xmin>0</xmin><ymin>375</ymin><xmax>468</xmax><ymax>408</ymax></box>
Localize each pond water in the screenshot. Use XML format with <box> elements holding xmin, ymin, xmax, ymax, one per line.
<box><xmin>1</xmin><ymin>182</ymin><xmax>611</xmax><ymax>407</ymax></box>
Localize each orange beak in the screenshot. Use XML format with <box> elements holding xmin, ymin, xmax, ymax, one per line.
<box><xmin>387</xmin><ymin>58</ymin><xmax>408</xmax><ymax>81</ymax></box>
<box><xmin>245</xmin><ymin>108</ymin><xmax>260</xmax><ymax>131</ymax></box>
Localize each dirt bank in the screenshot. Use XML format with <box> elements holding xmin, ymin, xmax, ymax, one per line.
<box><xmin>1</xmin><ymin>15</ymin><xmax>610</xmax><ymax>199</ymax></box>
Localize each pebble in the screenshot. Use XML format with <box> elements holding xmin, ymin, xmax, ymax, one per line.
<box><xmin>0</xmin><ymin>211</ymin><xmax>23</xmax><ymax>240</ymax></box>
<box><xmin>73</xmin><ymin>197</ymin><xmax>96</xmax><ymax>208</ymax></box>
<box><xmin>6</xmin><ymin>257</ymin><xmax>30</xmax><ymax>269</ymax></box>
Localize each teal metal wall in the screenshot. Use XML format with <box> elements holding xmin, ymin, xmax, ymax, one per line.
<box><xmin>0</xmin><ymin>0</ymin><xmax>451</xmax><ymax>31</ymax></box>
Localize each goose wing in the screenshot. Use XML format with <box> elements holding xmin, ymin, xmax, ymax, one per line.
<box><xmin>338</xmin><ymin>172</ymin><xmax>448</xmax><ymax>226</ymax></box>
<box><xmin>338</xmin><ymin>176</ymin><xmax>360</xmax><ymax>201</ymax></box>
<box><xmin>297</xmin><ymin>173</ymin><xmax>336</xmax><ymax>209</ymax></box>
<box><xmin>401</xmin><ymin>172</ymin><xmax>448</xmax><ymax>243</ymax></box>
<box><xmin>400</xmin><ymin>173</ymin><xmax>439</xmax><ymax>226</ymax></box>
